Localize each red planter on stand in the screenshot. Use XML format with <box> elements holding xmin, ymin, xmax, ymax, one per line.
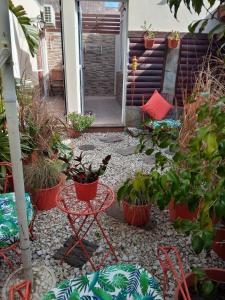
<box><xmin>144</xmin><ymin>37</ymin><xmax>155</xmax><ymax>49</ymax></box>
<box><xmin>74</xmin><ymin>179</ymin><xmax>98</xmax><ymax>201</ymax></box>
<box><xmin>122</xmin><ymin>201</ymin><xmax>151</xmax><ymax>226</ymax></box>
<box><xmin>32</xmin><ymin>178</ymin><xmax>62</xmax><ymax>211</ymax></box>
<box><xmin>169</xmin><ymin>199</ymin><xmax>199</xmax><ymax>221</ymax></box>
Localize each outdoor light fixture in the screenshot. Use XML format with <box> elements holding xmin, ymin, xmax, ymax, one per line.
<box><xmin>37</xmin><ymin>12</ymin><xmax>46</xmax><ymax>31</ymax></box>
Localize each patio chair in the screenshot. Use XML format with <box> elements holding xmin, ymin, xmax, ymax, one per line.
<box><xmin>141</xmin><ymin>92</ymin><xmax>182</xmax><ymax>131</ymax></box>
<box><xmin>0</xmin><ymin>162</ymin><xmax>34</xmax><ymax>270</ymax></box>
<box><xmin>42</xmin><ymin>262</ymin><xmax>163</xmax><ymax>300</ymax></box>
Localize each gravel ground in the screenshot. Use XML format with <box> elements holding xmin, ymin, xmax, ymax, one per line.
<box><xmin>1</xmin><ymin>132</ymin><xmax>225</xmax><ymax>299</ymax></box>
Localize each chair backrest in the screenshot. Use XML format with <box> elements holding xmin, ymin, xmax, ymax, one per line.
<box><xmin>0</xmin><ymin>162</ymin><xmax>13</xmax><ymax>193</ymax></box>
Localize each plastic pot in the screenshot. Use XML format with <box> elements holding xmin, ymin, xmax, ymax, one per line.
<box><xmin>213</xmin><ymin>221</ymin><xmax>225</xmax><ymax>261</ymax></box>
<box><xmin>32</xmin><ymin>178</ymin><xmax>62</xmax><ymax>211</ymax></box>
<box><xmin>144</xmin><ymin>37</ymin><xmax>155</xmax><ymax>49</ymax></box>
<box><xmin>169</xmin><ymin>199</ymin><xmax>199</xmax><ymax>221</ymax></box>
<box><xmin>122</xmin><ymin>201</ymin><xmax>151</xmax><ymax>226</ymax></box>
<box><xmin>168</xmin><ymin>39</ymin><xmax>180</xmax><ymax>49</ymax></box>
<box><xmin>174</xmin><ymin>268</ymin><xmax>225</xmax><ymax>300</ymax></box>
<box><xmin>67</xmin><ymin>128</ymin><xmax>81</xmax><ymax>138</ymax></box>
<box><xmin>74</xmin><ymin>179</ymin><xmax>99</xmax><ymax>201</ymax></box>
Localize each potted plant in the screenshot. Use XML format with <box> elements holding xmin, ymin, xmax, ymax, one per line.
<box><xmin>175</xmin><ymin>267</ymin><xmax>225</xmax><ymax>299</ymax></box>
<box><xmin>67</xmin><ymin>112</ymin><xmax>95</xmax><ymax>138</ymax></box>
<box><xmin>117</xmin><ymin>171</ymin><xmax>157</xmax><ymax>226</ymax></box>
<box><xmin>167</xmin><ymin>31</ymin><xmax>180</xmax><ymax>48</ymax></box>
<box><xmin>24</xmin><ymin>157</ymin><xmax>63</xmax><ymax>211</ymax></box>
<box><xmin>141</xmin><ymin>21</ymin><xmax>155</xmax><ymax>49</ymax></box>
<box><xmin>64</xmin><ymin>152</ymin><xmax>111</xmax><ymax>201</ymax></box>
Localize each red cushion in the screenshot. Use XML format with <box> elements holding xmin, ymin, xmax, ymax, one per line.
<box><xmin>141</xmin><ymin>90</ymin><xmax>173</xmax><ymax>121</ymax></box>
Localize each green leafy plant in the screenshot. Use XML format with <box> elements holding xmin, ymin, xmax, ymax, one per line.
<box><xmin>117</xmin><ymin>171</ymin><xmax>158</xmax><ymax>205</ymax></box>
<box><xmin>141</xmin><ymin>21</ymin><xmax>155</xmax><ymax>39</ymax></box>
<box><xmin>141</xmin><ymin>96</ymin><xmax>225</xmax><ymax>254</ymax></box>
<box><xmin>24</xmin><ymin>157</ymin><xmax>63</xmax><ymax>189</ymax></box>
<box><xmin>67</xmin><ymin>113</ymin><xmax>95</xmax><ymax>132</ymax></box>
<box><xmin>168</xmin><ymin>31</ymin><xmax>180</xmax><ymax>40</ymax></box>
<box><xmin>192</xmin><ymin>267</ymin><xmax>216</xmax><ymax>297</ymax></box>
<box><xmin>64</xmin><ymin>152</ymin><xmax>111</xmax><ymax>183</ymax></box>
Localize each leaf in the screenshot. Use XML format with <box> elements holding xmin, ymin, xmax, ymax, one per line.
<box><xmin>127</xmin><ymin>269</ymin><xmax>141</xmax><ymax>296</ymax></box>
<box><xmin>205</xmin><ymin>133</ymin><xmax>217</xmax><ymax>156</ymax></box>
<box><xmin>192</xmin><ymin>235</ymin><xmax>204</xmax><ymax>254</ymax></box>
<box><xmin>201</xmin><ymin>280</ymin><xmax>215</xmax><ymax>296</ymax></box>
<box><xmin>92</xmin><ymin>287</ymin><xmax>113</xmax><ymax>300</ymax></box>
<box><xmin>69</xmin><ymin>289</ymin><xmax>80</xmax><ymax>300</ymax></box>
<box><xmin>73</xmin><ymin>275</ymin><xmax>89</xmax><ymax>292</ymax></box>
<box><xmin>42</xmin><ymin>291</ymin><xmax>57</xmax><ymax>300</ymax></box>
<box><xmin>89</xmin><ymin>272</ymin><xmax>99</xmax><ymax>291</ymax></box>
<box><xmin>140</xmin><ymin>271</ymin><xmax>149</xmax><ymax>295</ymax></box>
<box><xmin>112</xmin><ymin>273</ymin><xmax>128</xmax><ymax>289</ymax></box>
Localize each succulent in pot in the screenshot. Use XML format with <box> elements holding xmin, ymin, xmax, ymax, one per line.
<box><xmin>67</xmin><ymin>112</ymin><xmax>95</xmax><ymax>138</ymax></box>
<box><xmin>117</xmin><ymin>171</ymin><xmax>157</xmax><ymax>226</ymax></box>
<box><xmin>168</xmin><ymin>30</ymin><xmax>180</xmax><ymax>48</ymax></box>
<box><xmin>141</xmin><ymin>21</ymin><xmax>155</xmax><ymax>49</ymax></box>
<box><xmin>24</xmin><ymin>157</ymin><xmax>63</xmax><ymax>211</ymax></box>
<box><xmin>64</xmin><ymin>152</ymin><xmax>111</xmax><ymax>201</ymax></box>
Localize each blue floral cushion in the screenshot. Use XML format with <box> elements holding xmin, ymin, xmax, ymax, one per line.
<box><xmin>42</xmin><ymin>263</ymin><xmax>163</xmax><ymax>300</ymax></box>
<box><xmin>146</xmin><ymin>119</ymin><xmax>181</xmax><ymax>129</ymax></box>
<box><xmin>0</xmin><ymin>193</ymin><xmax>33</xmax><ymax>247</ymax></box>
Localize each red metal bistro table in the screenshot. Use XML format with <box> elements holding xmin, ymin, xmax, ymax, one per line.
<box><xmin>56</xmin><ymin>182</ymin><xmax>118</xmax><ymax>271</ymax></box>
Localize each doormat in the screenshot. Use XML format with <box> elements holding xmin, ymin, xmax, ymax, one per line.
<box><xmin>53</xmin><ymin>236</ymin><xmax>98</xmax><ymax>268</ymax></box>
<box><xmin>99</xmin><ymin>135</ymin><xmax>124</xmax><ymax>143</ymax></box>
<box><xmin>115</xmin><ymin>145</ymin><xmax>137</xmax><ymax>156</ymax></box>
<box><xmin>79</xmin><ymin>144</ymin><xmax>96</xmax><ymax>151</ymax></box>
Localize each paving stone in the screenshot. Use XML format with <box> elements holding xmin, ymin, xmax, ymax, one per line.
<box><xmin>114</xmin><ymin>145</ymin><xmax>137</xmax><ymax>156</ymax></box>
<box><xmin>79</xmin><ymin>144</ymin><xmax>96</xmax><ymax>151</ymax></box>
<box><xmin>99</xmin><ymin>135</ymin><xmax>124</xmax><ymax>143</ymax></box>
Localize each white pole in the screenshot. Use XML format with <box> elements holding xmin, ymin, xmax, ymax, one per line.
<box><xmin>0</xmin><ymin>0</ymin><xmax>33</xmax><ymax>281</ymax></box>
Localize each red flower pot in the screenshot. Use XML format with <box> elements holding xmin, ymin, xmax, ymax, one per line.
<box><xmin>144</xmin><ymin>37</ymin><xmax>155</xmax><ymax>49</ymax></box>
<box><xmin>67</xmin><ymin>128</ymin><xmax>81</xmax><ymax>138</ymax></box>
<box><xmin>32</xmin><ymin>178</ymin><xmax>62</xmax><ymax>211</ymax></box>
<box><xmin>213</xmin><ymin>222</ymin><xmax>225</xmax><ymax>260</ymax></box>
<box><xmin>174</xmin><ymin>268</ymin><xmax>225</xmax><ymax>300</ymax></box>
<box><xmin>169</xmin><ymin>199</ymin><xmax>199</xmax><ymax>221</ymax></box>
<box><xmin>122</xmin><ymin>201</ymin><xmax>151</xmax><ymax>226</ymax></box>
<box><xmin>74</xmin><ymin>179</ymin><xmax>98</xmax><ymax>201</ymax></box>
<box><xmin>168</xmin><ymin>39</ymin><xmax>180</xmax><ymax>49</ymax></box>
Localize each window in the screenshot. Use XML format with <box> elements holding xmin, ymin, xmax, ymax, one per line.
<box><xmin>104</xmin><ymin>2</ymin><xmax>119</xmax><ymax>9</ymax></box>
<box><xmin>43</xmin><ymin>5</ymin><xmax>55</xmax><ymax>27</ymax></box>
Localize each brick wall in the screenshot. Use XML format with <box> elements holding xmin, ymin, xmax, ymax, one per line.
<box><xmin>46</xmin><ymin>31</ymin><xmax>63</xmax><ymax>71</ymax></box>
<box><xmin>83</xmin><ymin>34</ymin><xmax>116</xmax><ymax>96</ymax></box>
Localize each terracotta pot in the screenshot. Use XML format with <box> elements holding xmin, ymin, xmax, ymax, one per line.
<box><xmin>218</xmin><ymin>5</ymin><xmax>225</xmax><ymax>23</ymax></box>
<box><xmin>122</xmin><ymin>201</ymin><xmax>151</xmax><ymax>226</ymax></box>
<box><xmin>174</xmin><ymin>268</ymin><xmax>225</xmax><ymax>300</ymax></box>
<box><xmin>74</xmin><ymin>179</ymin><xmax>98</xmax><ymax>201</ymax></box>
<box><xmin>144</xmin><ymin>37</ymin><xmax>155</xmax><ymax>49</ymax></box>
<box><xmin>32</xmin><ymin>178</ymin><xmax>62</xmax><ymax>211</ymax></box>
<box><xmin>67</xmin><ymin>128</ymin><xmax>81</xmax><ymax>138</ymax></box>
<box><xmin>213</xmin><ymin>221</ymin><xmax>225</xmax><ymax>260</ymax></box>
<box><xmin>168</xmin><ymin>39</ymin><xmax>180</xmax><ymax>49</ymax></box>
<box><xmin>169</xmin><ymin>199</ymin><xmax>199</xmax><ymax>221</ymax></box>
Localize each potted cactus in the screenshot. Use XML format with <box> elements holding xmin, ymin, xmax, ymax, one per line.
<box><xmin>168</xmin><ymin>31</ymin><xmax>180</xmax><ymax>48</ymax></box>
<box><xmin>141</xmin><ymin>21</ymin><xmax>155</xmax><ymax>49</ymax></box>
<box><xmin>64</xmin><ymin>153</ymin><xmax>111</xmax><ymax>201</ymax></box>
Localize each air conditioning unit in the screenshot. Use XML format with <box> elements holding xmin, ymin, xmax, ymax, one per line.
<box><xmin>43</xmin><ymin>5</ymin><xmax>55</xmax><ymax>27</ymax></box>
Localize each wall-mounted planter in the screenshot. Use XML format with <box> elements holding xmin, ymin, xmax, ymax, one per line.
<box><xmin>168</xmin><ymin>39</ymin><xmax>180</xmax><ymax>49</ymax></box>
<box><xmin>144</xmin><ymin>37</ymin><xmax>155</xmax><ymax>49</ymax></box>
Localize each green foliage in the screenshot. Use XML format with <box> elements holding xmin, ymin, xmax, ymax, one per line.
<box><xmin>9</xmin><ymin>0</ymin><xmax>39</xmax><ymax>57</ymax></box>
<box><xmin>141</xmin><ymin>21</ymin><xmax>155</xmax><ymax>39</ymax></box>
<box><xmin>117</xmin><ymin>171</ymin><xmax>159</xmax><ymax>205</ymax></box>
<box><xmin>141</xmin><ymin>96</ymin><xmax>225</xmax><ymax>254</ymax></box>
<box><xmin>64</xmin><ymin>152</ymin><xmax>111</xmax><ymax>183</ymax></box>
<box><xmin>168</xmin><ymin>31</ymin><xmax>180</xmax><ymax>40</ymax></box>
<box><xmin>167</xmin><ymin>0</ymin><xmax>225</xmax><ymax>43</ymax></box>
<box><xmin>192</xmin><ymin>267</ymin><xmax>216</xmax><ymax>297</ymax></box>
<box><xmin>67</xmin><ymin>113</ymin><xmax>95</xmax><ymax>132</ymax></box>
<box><xmin>24</xmin><ymin>157</ymin><xmax>63</xmax><ymax>189</ymax></box>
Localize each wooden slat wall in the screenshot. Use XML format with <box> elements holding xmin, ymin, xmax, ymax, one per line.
<box><xmin>127</xmin><ymin>36</ymin><xmax>167</xmax><ymax>106</ymax></box>
<box><xmin>82</xmin><ymin>14</ymin><xmax>120</xmax><ymax>35</ymax></box>
<box><xmin>175</xmin><ymin>36</ymin><xmax>210</xmax><ymax>106</ymax></box>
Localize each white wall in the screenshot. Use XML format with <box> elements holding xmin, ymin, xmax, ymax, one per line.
<box><xmin>10</xmin><ymin>0</ymin><xmax>41</xmax><ymax>85</ymax></box>
<box><xmin>128</xmin><ymin>0</ymin><xmax>220</xmax><ymax>32</ymax></box>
